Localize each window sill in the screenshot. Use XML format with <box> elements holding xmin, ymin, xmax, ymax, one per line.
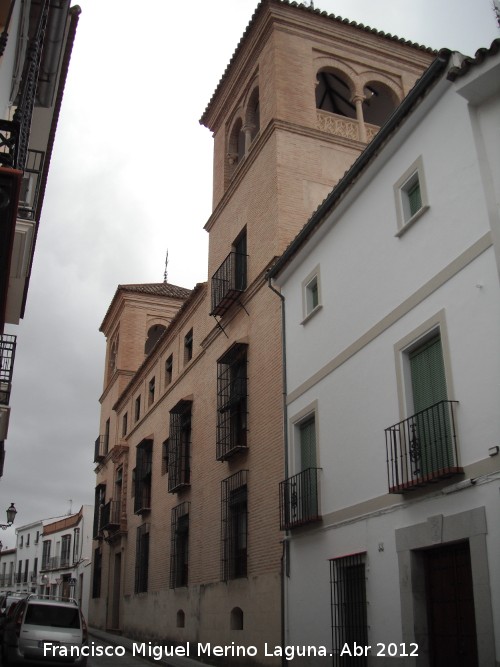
<box><xmin>395</xmin><ymin>205</ymin><xmax>429</xmax><ymax>238</ymax></box>
<box><xmin>301</xmin><ymin>304</ymin><xmax>322</xmax><ymax>325</ymax></box>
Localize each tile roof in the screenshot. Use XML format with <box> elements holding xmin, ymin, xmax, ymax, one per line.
<box><xmin>200</xmin><ymin>0</ymin><xmax>435</xmax><ymax>125</ymax></box>
<box><xmin>447</xmin><ymin>38</ymin><xmax>500</xmax><ymax>81</ymax></box>
<box><xmin>117</xmin><ymin>282</ymin><xmax>192</xmax><ymax>300</ymax></box>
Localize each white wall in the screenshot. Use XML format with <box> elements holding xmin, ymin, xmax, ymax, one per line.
<box><xmin>278</xmin><ymin>52</ymin><xmax>500</xmax><ymax>664</ymax></box>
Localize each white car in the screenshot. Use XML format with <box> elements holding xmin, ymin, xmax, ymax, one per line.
<box><xmin>2</xmin><ymin>595</ymin><xmax>88</xmax><ymax>665</ymax></box>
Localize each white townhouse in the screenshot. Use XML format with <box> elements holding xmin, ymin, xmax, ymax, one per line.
<box><xmin>13</xmin><ymin>519</ymin><xmax>44</xmax><ymax>593</ymax></box>
<box><xmin>269</xmin><ymin>41</ymin><xmax>500</xmax><ymax>667</ymax></box>
<box><xmin>39</xmin><ymin>506</ymin><xmax>93</xmax><ymax>618</ymax></box>
<box><xmin>0</xmin><ymin>547</ymin><xmax>17</xmax><ymax>593</ymax></box>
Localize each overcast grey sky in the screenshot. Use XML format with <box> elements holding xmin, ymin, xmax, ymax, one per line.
<box><xmin>1</xmin><ymin>0</ymin><xmax>498</xmax><ymax>547</ymax></box>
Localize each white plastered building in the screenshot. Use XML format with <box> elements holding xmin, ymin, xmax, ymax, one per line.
<box><xmin>269</xmin><ymin>41</ymin><xmax>500</xmax><ymax>667</ymax></box>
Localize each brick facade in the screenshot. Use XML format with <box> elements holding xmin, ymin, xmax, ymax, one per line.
<box><xmin>89</xmin><ymin>2</ymin><xmax>434</xmax><ymax>663</ymax></box>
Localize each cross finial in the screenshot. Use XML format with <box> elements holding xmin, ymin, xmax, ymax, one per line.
<box><xmin>163</xmin><ymin>250</ymin><xmax>169</xmax><ymax>283</ymax></box>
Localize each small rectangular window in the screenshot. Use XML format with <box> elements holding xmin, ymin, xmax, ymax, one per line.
<box><xmin>302</xmin><ymin>266</ymin><xmax>322</xmax><ymax>322</ymax></box>
<box><xmin>135</xmin><ymin>396</ymin><xmax>141</xmax><ymax>423</ymax></box>
<box><xmin>184</xmin><ymin>329</ymin><xmax>193</xmax><ymax>364</ymax></box>
<box><xmin>165</xmin><ymin>354</ymin><xmax>173</xmax><ymax>386</ymax></box>
<box><xmin>394</xmin><ymin>156</ymin><xmax>429</xmax><ymax>235</ymax></box>
<box><xmin>122</xmin><ymin>412</ymin><xmax>128</xmax><ymax>437</ymax></box>
<box><xmin>148</xmin><ymin>377</ymin><xmax>155</xmax><ymax>406</ymax></box>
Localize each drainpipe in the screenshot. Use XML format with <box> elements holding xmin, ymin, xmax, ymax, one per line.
<box><xmin>267</xmin><ymin>275</ymin><xmax>289</xmax><ymax>667</ymax></box>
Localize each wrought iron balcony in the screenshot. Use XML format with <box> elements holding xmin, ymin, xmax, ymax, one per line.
<box><xmin>210</xmin><ymin>251</ymin><xmax>247</xmax><ymax>316</ymax></box>
<box><xmin>101</xmin><ymin>499</ymin><xmax>121</xmax><ymax>531</ymax></box>
<box><xmin>0</xmin><ymin>0</ymin><xmax>50</xmax><ymax>172</ymax></box>
<box><xmin>279</xmin><ymin>468</ymin><xmax>321</xmax><ymax>530</ymax></box>
<box><xmin>94</xmin><ymin>434</ymin><xmax>109</xmax><ymax>462</ymax></box>
<box><xmin>0</xmin><ymin>334</ymin><xmax>16</xmax><ymax>406</ymax></box>
<box><xmin>385</xmin><ymin>400</ymin><xmax>462</xmax><ymax>493</ymax></box>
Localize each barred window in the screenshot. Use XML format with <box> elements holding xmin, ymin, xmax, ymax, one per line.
<box><xmin>221</xmin><ymin>470</ymin><xmax>248</xmax><ymax>581</ymax></box>
<box><xmin>134</xmin><ymin>439</ymin><xmax>153</xmax><ymax>514</ymax></box>
<box><xmin>170</xmin><ymin>502</ymin><xmax>190</xmax><ymax>588</ymax></box>
<box><xmin>135</xmin><ymin>523</ymin><xmax>150</xmax><ymax>593</ymax></box>
<box><xmin>92</xmin><ymin>547</ymin><xmax>102</xmax><ymax>598</ymax></box>
<box><xmin>216</xmin><ymin>343</ymin><xmax>248</xmax><ymax>460</ymax></box>
<box><xmin>330</xmin><ymin>553</ymin><xmax>368</xmax><ymax>666</ymax></box>
<box><xmin>168</xmin><ymin>400</ymin><xmax>192</xmax><ymax>493</ymax></box>
<box><xmin>93</xmin><ymin>484</ymin><xmax>106</xmax><ymax>538</ymax></box>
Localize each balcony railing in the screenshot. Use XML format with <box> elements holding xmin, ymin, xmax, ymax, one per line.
<box><xmin>94</xmin><ymin>434</ymin><xmax>109</xmax><ymax>462</ymax></box>
<box><xmin>210</xmin><ymin>251</ymin><xmax>247</xmax><ymax>316</ymax></box>
<box><xmin>385</xmin><ymin>400</ymin><xmax>462</xmax><ymax>493</ymax></box>
<box><xmin>316</xmin><ymin>109</ymin><xmax>380</xmax><ymax>144</ymax></box>
<box><xmin>279</xmin><ymin>468</ymin><xmax>321</xmax><ymax>530</ymax></box>
<box><xmin>0</xmin><ymin>334</ymin><xmax>16</xmax><ymax>406</ymax></box>
<box><xmin>17</xmin><ymin>149</ymin><xmax>45</xmax><ymax>221</ymax></box>
<box><xmin>101</xmin><ymin>499</ymin><xmax>121</xmax><ymax>531</ymax></box>
<box><xmin>40</xmin><ymin>555</ymin><xmax>74</xmax><ymax>571</ymax></box>
<box><xmin>0</xmin><ymin>573</ymin><xmax>14</xmax><ymax>587</ymax></box>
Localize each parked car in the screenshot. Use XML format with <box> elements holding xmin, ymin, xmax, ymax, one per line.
<box><xmin>2</xmin><ymin>595</ymin><xmax>88</xmax><ymax>665</ymax></box>
<box><xmin>0</xmin><ymin>594</ymin><xmax>28</xmax><ymax>643</ymax></box>
<box><xmin>0</xmin><ymin>593</ymin><xmax>27</xmax><ymax>617</ymax></box>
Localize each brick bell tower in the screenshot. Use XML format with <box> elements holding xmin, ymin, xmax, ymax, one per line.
<box><xmin>201</xmin><ymin>0</ymin><xmax>434</xmax><ymax>295</ymax></box>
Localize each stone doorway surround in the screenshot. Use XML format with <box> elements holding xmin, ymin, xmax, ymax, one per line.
<box><xmin>395</xmin><ymin>506</ymin><xmax>496</xmax><ymax>667</ymax></box>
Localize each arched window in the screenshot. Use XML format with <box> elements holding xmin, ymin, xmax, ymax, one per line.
<box><xmin>246</xmin><ymin>87</ymin><xmax>260</xmax><ymax>141</ymax></box>
<box><xmin>316</xmin><ymin>69</ymin><xmax>355</xmax><ymax>118</ymax></box>
<box><xmin>228</xmin><ymin>118</ymin><xmax>245</xmax><ymax>164</ymax></box>
<box><xmin>145</xmin><ymin>324</ymin><xmax>166</xmax><ymax>355</ymax></box>
<box><xmin>108</xmin><ymin>334</ymin><xmax>119</xmax><ymax>380</ymax></box>
<box><xmin>230</xmin><ymin>606</ymin><xmax>244</xmax><ymax>630</ymax></box>
<box><xmin>362</xmin><ymin>81</ymin><xmax>399</xmax><ymax>126</ymax></box>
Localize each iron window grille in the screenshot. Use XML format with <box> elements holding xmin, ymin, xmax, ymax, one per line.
<box><xmin>279</xmin><ymin>468</ymin><xmax>321</xmax><ymax>530</ymax></box>
<box><xmin>385</xmin><ymin>400</ymin><xmax>461</xmax><ymax>493</ymax></box>
<box><xmin>170</xmin><ymin>502</ymin><xmax>190</xmax><ymax>589</ymax></box>
<box><xmin>135</xmin><ymin>523</ymin><xmax>150</xmax><ymax>593</ymax></box>
<box><xmin>92</xmin><ymin>484</ymin><xmax>106</xmax><ymax>538</ymax></box>
<box><xmin>216</xmin><ymin>343</ymin><xmax>248</xmax><ymax>460</ymax></box>
<box><xmin>221</xmin><ymin>470</ymin><xmax>248</xmax><ymax>581</ymax></box>
<box><xmin>92</xmin><ymin>548</ymin><xmax>102</xmax><ymax>598</ymax></box>
<box><xmin>101</xmin><ymin>499</ymin><xmax>120</xmax><ymax>531</ymax></box>
<box><xmin>0</xmin><ymin>334</ymin><xmax>16</xmax><ymax>406</ymax></box>
<box><xmin>162</xmin><ymin>439</ymin><xmax>169</xmax><ymax>475</ymax></box>
<box><xmin>94</xmin><ymin>434</ymin><xmax>109</xmax><ymax>463</ymax></box>
<box><xmin>134</xmin><ymin>439</ymin><xmax>153</xmax><ymax>514</ymax></box>
<box><xmin>330</xmin><ymin>553</ymin><xmax>368</xmax><ymax>666</ymax></box>
<box><xmin>168</xmin><ymin>400</ymin><xmax>192</xmax><ymax>493</ymax></box>
<box><xmin>210</xmin><ymin>249</ymin><xmax>248</xmax><ymax>316</ymax></box>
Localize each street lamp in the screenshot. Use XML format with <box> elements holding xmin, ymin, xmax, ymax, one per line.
<box><xmin>0</xmin><ymin>503</ymin><xmax>17</xmax><ymax>529</ymax></box>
